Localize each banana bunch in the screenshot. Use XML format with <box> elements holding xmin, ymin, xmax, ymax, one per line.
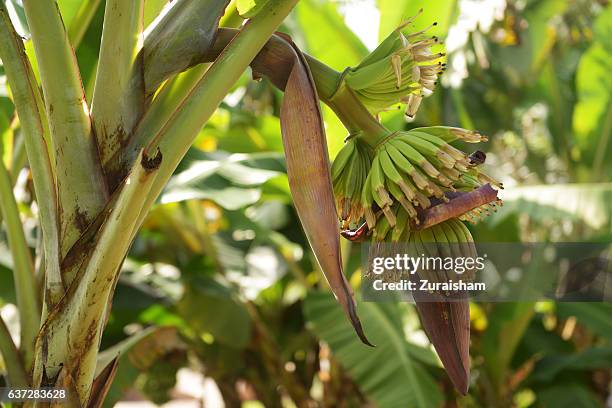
<box><xmin>367</xmin><ymin>218</ymin><xmax>477</xmax><ymax>281</ymax></box>
<box><xmin>331</xmin><ymin>138</ymin><xmax>372</xmax><ymax>228</ymax></box>
<box><xmin>409</xmin><ymin>218</ymin><xmax>477</xmax><ymax>282</ymax></box>
<box><xmin>360</xmin><ymin>126</ymin><xmax>502</xmax><ymax>233</ymax></box>
<box><xmin>343</xmin><ymin>9</ymin><xmax>446</xmax><ymax>116</ymax></box>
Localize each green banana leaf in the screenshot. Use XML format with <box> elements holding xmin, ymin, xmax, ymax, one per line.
<box><xmin>161</xmin><ymin>148</ymin><xmax>286</xmax><ymax>210</ymax></box>
<box><xmin>573</xmin><ymin>5</ymin><xmax>612</xmax><ymax>179</ymax></box>
<box><xmin>293</xmin><ymin>0</ymin><xmax>368</xmax><ymax>70</ymax></box>
<box><xmin>494</xmin><ymin>183</ymin><xmax>612</xmax><ymax>233</ymax></box>
<box><xmin>304</xmin><ymin>291</ymin><xmax>443</xmax><ymax>408</ymax></box>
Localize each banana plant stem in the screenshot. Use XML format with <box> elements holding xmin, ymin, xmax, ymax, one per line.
<box><xmin>24</xmin><ymin>0</ymin><xmax>108</xmax><ymax>259</ymax></box>
<box><xmin>136</xmin><ymin>0</ymin><xmax>299</xmax><ymax>230</ymax></box>
<box><xmin>0</xmin><ymin>3</ymin><xmax>63</xmax><ymax>310</ymax></box>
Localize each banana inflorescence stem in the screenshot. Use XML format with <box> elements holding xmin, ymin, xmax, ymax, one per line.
<box><xmin>209</xmin><ymin>28</ymin><xmax>388</xmax><ymax>146</ymax></box>
<box><xmin>325</xmin><ymin>81</ymin><xmax>389</xmax><ymax>146</ymax></box>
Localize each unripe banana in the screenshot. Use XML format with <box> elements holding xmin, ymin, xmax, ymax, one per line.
<box><xmin>346</xmin><ymin>58</ymin><xmax>396</xmax><ymax>91</ymax></box>
<box><xmin>331</xmin><ymin>140</ymin><xmax>356</xmax><ymax>181</ymax></box>
<box><xmin>355</xmin><ymin>29</ymin><xmax>406</xmax><ymax>69</ymax></box>
<box><xmin>414</xmin><ymin>190</ymin><xmax>431</xmax><ymax>208</ymax></box>
<box><xmin>390</xmin><ymin>138</ymin><xmax>440</xmax><ymax>178</ymax></box>
<box><xmin>391</xmin><ymin>206</ymin><xmax>411</xmax><ymax>242</ymax></box>
<box><xmin>448</xmin><ymin>218</ymin><xmax>476</xmax><ymax>260</ymax></box>
<box><xmin>439</xmin><ymin>220</ymin><xmax>465</xmax><ymax>264</ymax></box>
<box><xmin>410</xmin><ymin>131</ymin><xmax>468</xmax><ymax>162</ymax></box>
<box><xmin>411</xmin><ymin>126</ymin><xmax>487</xmax><ymax>143</ymax></box>
<box><xmin>379</xmin><ymin>148</ymin><xmax>406</xmax><ymax>185</ymax></box>
<box><xmin>387</xmin><ymin>181</ymin><xmax>417</xmax><ymax>218</ymax></box>
<box><xmin>373</xmin><ymin>212</ymin><xmax>392</xmax><ymax>241</ymax></box>
<box><xmin>404</xmin><ymin>134</ymin><xmax>456</xmax><ymax>168</ymax></box>
<box><xmin>340</xmin><ymin>13</ymin><xmax>444</xmax><ymax>115</ymax></box>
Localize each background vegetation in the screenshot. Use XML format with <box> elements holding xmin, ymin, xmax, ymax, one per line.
<box><xmin>0</xmin><ymin>0</ymin><xmax>611</xmax><ymax>406</ymax></box>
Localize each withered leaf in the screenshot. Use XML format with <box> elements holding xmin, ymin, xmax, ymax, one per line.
<box><xmin>278</xmin><ymin>38</ymin><xmax>372</xmax><ymax>347</ymax></box>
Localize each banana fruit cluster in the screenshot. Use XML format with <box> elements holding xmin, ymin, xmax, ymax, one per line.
<box><xmin>331</xmin><ymin>138</ymin><xmax>371</xmax><ymax>226</ymax></box>
<box><xmin>366</xmin><ymin>218</ymin><xmax>477</xmax><ymax>282</ymax></box>
<box><xmin>331</xmin><ymin>126</ymin><xmax>502</xmax><ymax>239</ymax></box>
<box><xmin>344</xmin><ymin>10</ymin><xmax>446</xmax><ymax>116</ymax></box>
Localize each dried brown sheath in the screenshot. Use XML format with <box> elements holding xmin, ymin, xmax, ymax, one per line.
<box><xmin>278</xmin><ymin>38</ymin><xmax>372</xmax><ymax>346</ymax></box>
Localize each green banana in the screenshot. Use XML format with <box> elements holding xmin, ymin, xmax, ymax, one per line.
<box><xmin>369</xmin><ymin>156</ymin><xmax>393</xmax><ymax>208</ymax></box>
<box><xmin>385</xmin><ymin>141</ymin><xmax>417</xmax><ymax>174</ymax></box>
<box><xmin>331</xmin><ymin>140</ymin><xmax>355</xmax><ymax>181</ymax></box>
<box><xmin>380</xmin><ymin>145</ymin><xmax>419</xmax><ymax>201</ymax></box>
<box><xmin>346</xmin><ymin>57</ymin><xmax>396</xmax><ymax>91</ymax></box>
<box><xmin>413</xmin><ymin>190</ymin><xmax>431</xmax><ymax>209</ymax></box>
<box><xmin>361</xmin><ymin>168</ymin><xmax>374</xmax><ymax>207</ymax></box>
<box><xmin>373</xmin><ymin>212</ymin><xmax>392</xmax><ymax>241</ymax></box>
<box><xmin>448</xmin><ymin>219</ymin><xmax>477</xmax><ymax>261</ymax></box>
<box><xmin>354</xmin><ymin>29</ymin><xmax>405</xmax><ymax>70</ymax></box>
<box><xmin>387</xmin><ymin>180</ymin><xmax>417</xmax><ymax>218</ymax></box>
<box><xmin>361</xmin><ymin>166</ymin><xmax>376</xmax><ymax>228</ymax></box>
<box><xmin>404</xmin><ymin>133</ymin><xmax>455</xmax><ymax>168</ymax></box>
<box><xmin>342</xmin><ymin>154</ymin><xmax>359</xmax><ymax>201</ymax></box>
<box><xmin>426</xmin><ymin>180</ymin><xmax>446</xmax><ymax>199</ymax></box>
<box><xmin>439</xmin><ymin>220</ymin><xmax>465</xmax><ymax>265</ymax></box>
<box><xmin>410</xmin><ymin>131</ymin><xmax>468</xmax><ymax>162</ymax></box>
<box><xmin>369</xmin><ymin>155</ymin><xmax>385</xmax><ymax>193</ymax></box>
<box><xmin>411</xmin><ymin>126</ymin><xmax>487</xmax><ymax>143</ymax></box>
<box><xmin>390</xmin><ymin>137</ymin><xmax>440</xmax><ymax>178</ymax></box>
<box><xmin>392</xmin><ymin>206</ymin><xmax>411</xmax><ymax>242</ymax></box>
<box><xmin>440</xmin><ymin>167</ymin><xmax>461</xmax><ymax>181</ymax></box>
<box><xmin>379</xmin><ymin>147</ymin><xmax>406</xmax><ymax>185</ymax></box>
<box><xmin>381</xmin><ymin>205</ymin><xmax>397</xmax><ymax>226</ymax></box>
<box><xmin>384</xmin><ymin>141</ymin><xmax>430</xmax><ymax>191</ymax></box>
<box><xmin>430</xmin><ymin>223</ymin><xmax>453</xmax><ymax>260</ymax></box>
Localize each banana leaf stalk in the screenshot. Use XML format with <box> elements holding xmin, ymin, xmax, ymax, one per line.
<box><xmin>277</xmin><ymin>36</ymin><xmax>373</xmax><ymax>347</ymax></box>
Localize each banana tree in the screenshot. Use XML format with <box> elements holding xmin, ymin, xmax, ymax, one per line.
<box><xmin>0</xmin><ymin>0</ymin><xmax>500</xmax><ymax>405</ymax></box>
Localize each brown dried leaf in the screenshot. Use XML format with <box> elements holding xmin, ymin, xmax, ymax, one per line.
<box><xmin>86</xmin><ymin>357</ymin><xmax>119</xmax><ymax>408</ymax></box>
<box><xmin>279</xmin><ymin>38</ymin><xmax>372</xmax><ymax>346</ymax></box>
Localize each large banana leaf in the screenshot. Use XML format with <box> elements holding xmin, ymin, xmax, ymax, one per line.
<box><xmin>530</xmin><ymin>346</ymin><xmax>612</xmax><ymax>383</ymax></box>
<box><xmin>535</xmin><ymin>382</ymin><xmax>601</xmax><ymax>408</ymax></box>
<box><xmin>377</xmin><ymin>0</ymin><xmax>458</xmax><ymax>41</ymax></box>
<box><xmin>304</xmin><ymin>291</ymin><xmax>443</xmax><ymax>408</ymax></box>
<box><xmin>573</xmin><ymin>5</ymin><xmax>612</xmax><ymax>179</ymax></box>
<box><xmin>292</xmin><ymin>0</ymin><xmax>368</xmax><ymax>70</ymax></box>
<box><xmin>161</xmin><ymin>148</ymin><xmax>286</xmax><ymax>209</ymax></box>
